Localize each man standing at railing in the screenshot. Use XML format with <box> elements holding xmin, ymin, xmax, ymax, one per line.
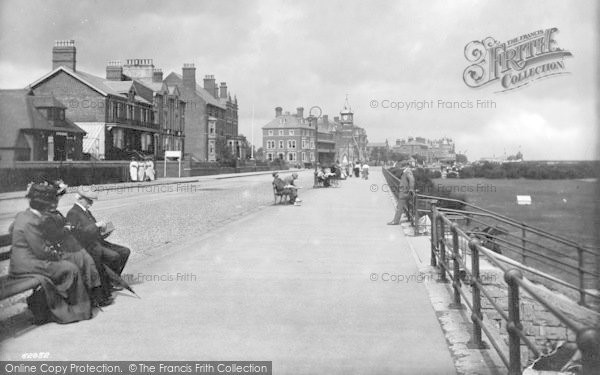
<box><xmin>387</xmin><ymin>160</ymin><xmax>415</xmax><ymax>225</ymax></box>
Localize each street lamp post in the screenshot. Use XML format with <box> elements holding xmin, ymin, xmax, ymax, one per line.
<box><xmin>308</xmin><ymin>106</ymin><xmax>322</xmax><ymax>188</ymax></box>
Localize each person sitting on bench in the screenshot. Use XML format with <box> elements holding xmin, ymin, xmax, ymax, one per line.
<box><xmin>67</xmin><ymin>190</ymin><xmax>130</xmax><ymax>295</ymax></box>
<box><xmin>283</xmin><ymin>173</ymin><xmax>302</xmax><ymax>203</ymax></box>
<box><xmin>9</xmin><ymin>183</ymin><xmax>92</xmax><ymax>324</ymax></box>
<box><xmin>273</xmin><ymin>172</ymin><xmax>299</xmax><ymax>205</ymax></box>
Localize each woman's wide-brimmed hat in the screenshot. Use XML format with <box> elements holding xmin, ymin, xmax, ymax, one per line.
<box><xmin>25</xmin><ymin>183</ymin><xmax>59</xmax><ymax>207</ymax></box>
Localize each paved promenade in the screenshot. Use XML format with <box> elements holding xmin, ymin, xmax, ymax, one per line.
<box><xmin>0</xmin><ymin>168</ymin><xmax>456</xmax><ymax>374</ymax></box>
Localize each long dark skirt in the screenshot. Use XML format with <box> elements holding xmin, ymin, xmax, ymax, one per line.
<box><xmin>11</xmin><ymin>260</ymin><xmax>91</xmax><ymax>324</ymax></box>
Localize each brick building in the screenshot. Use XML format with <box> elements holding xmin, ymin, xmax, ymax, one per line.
<box><xmin>0</xmin><ymin>89</ymin><xmax>85</xmax><ymax>167</ymax></box>
<box><xmin>393</xmin><ymin>136</ymin><xmax>456</xmax><ymax>163</ymax></box>
<box><xmin>106</xmin><ymin>59</ymin><xmax>186</xmax><ymax>157</ymax></box>
<box><xmin>164</xmin><ymin>66</ymin><xmax>242</xmax><ymax>162</ymax></box>
<box><xmin>261</xmin><ymin>106</ymin><xmax>337</xmax><ymax>166</ymax></box>
<box><xmin>29</xmin><ymin>41</ymin><xmax>163</xmax><ymax>160</ymax></box>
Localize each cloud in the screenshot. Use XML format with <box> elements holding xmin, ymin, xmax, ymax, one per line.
<box><xmin>0</xmin><ymin>0</ymin><xmax>596</xmax><ymax>160</ymax></box>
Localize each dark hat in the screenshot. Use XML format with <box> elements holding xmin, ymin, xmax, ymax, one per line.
<box><xmin>272</xmin><ymin>172</ymin><xmax>279</xmax><ymax>177</ymax></box>
<box><xmin>26</xmin><ymin>183</ymin><xmax>58</xmax><ymax>208</ymax></box>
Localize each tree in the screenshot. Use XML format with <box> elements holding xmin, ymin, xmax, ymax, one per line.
<box><xmin>412</xmin><ymin>154</ymin><xmax>426</xmax><ymax>165</ymax></box>
<box><xmin>255</xmin><ymin>147</ymin><xmax>264</xmax><ymax>160</ymax></box>
<box><xmin>215</xmin><ymin>137</ymin><xmax>234</xmax><ymax>163</ymax></box>
<box><xmin>456</xmin><ymin>154</ymin><xmax>468</xmax><ymax>164</ymax></box>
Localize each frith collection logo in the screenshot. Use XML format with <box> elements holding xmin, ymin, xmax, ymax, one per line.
<box><xmin>463</xmin><ymin>28</ymin><xmax>572</xmax><ymax>92</ymax></box>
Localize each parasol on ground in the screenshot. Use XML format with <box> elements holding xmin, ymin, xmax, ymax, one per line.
<box><xmin>103</xmin><ymin>265</ymin><xmax>140</xmax><ymax>298</ymax></box>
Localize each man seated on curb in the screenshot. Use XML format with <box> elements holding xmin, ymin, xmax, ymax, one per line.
<box><xmin>273</xmin><ymin>172</ymin><xmax>300</xmax><ymax>206</ymax></box>
<box><xmin>67</xmin><ymin>189</ymin><xmax>131</xmax><ymax>299</ymax></box>
<box><xmin>283</xmin><ymin>173</ymin><xmax>302</xmax><ymax>203</ymax></box>
<box><xmin>387</xmin><ymin>160</ymin><xmax>415</xmax><ymax>225</ymax></box>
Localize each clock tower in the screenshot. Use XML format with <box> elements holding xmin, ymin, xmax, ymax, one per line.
<box><xmin>340</xmin><ymin>95</ymin><xmax>353</xmax><ymax>127</ymax></box>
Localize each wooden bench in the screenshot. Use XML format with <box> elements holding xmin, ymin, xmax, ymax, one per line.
<box><xmin>273</xmin><ymin>183</ymin><xmax>289</xmax><ymax>204</ymax></box>
<box><xmin>0</xmin><ymin>233</ymin><xmax>42</xmax><ymax>302</ymax></box>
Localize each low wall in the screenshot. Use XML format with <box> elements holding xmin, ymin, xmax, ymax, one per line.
<box><xmin>0</xmin><ymin>161</ymin><xmax>130</xmax><ymax>192</ymax></box>
<box><xmin>0</xmin><ymin>161</ymin><xmax>288</xmax><ymax>192</ymax></box>
<box><xmin>471</xmin><ymin>259</ymin><xmax>599</xmax><ymax>366</ymax></box>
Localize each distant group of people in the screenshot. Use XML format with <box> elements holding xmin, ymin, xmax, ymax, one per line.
<box><xmin>9</xmin><ymin>180</ymin><xmax>131</xmax><ymax>324</ymax></box>
<box><xmin>344</xmin><ymin>161</ymin><xmax>369</xmax><ymax>180</ymax></box>
<box><xmin>130</xmin><ymin>158</ymin><xmax>155</xmax><ymax>182</ymax></box>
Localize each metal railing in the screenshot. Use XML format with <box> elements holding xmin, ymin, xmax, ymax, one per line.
<box><xmin>382</xmin><ymin>167</ymin><xmax>600</xmax><ymax>374</ymax></box>
<box><xmin>382</xmin><ymin>167</ymin><xmax>598</xmax><ymax>306</ymax></box>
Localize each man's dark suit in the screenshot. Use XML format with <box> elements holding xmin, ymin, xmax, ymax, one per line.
<box><xmin>66</xmin><ymin>204</ymin><xmax>130</xmax><ymax>293</ymax></box>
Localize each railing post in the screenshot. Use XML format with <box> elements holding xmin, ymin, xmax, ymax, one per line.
<box><xmin>521</xmin><ymin>224</ymin><xmax>527</xmax><ymax>265</ymax></box>
<box><xmin>449</xmin><ymin>223</ymin><xmax>464</xmax><ymax>309</ymax></box>
<box><xmin>505</xmin><ymin>269</ymin><xmax>523</xmax><ymax>375</ymax></box>
<box><xmin>438</xmin><ymin>216</ymin><xmax>448</xmax><ymax>283</ymax></box>
<box><xmin>413</xmin><ymin>193</ymin><xmax>420</xmax><ymax>233</ymax></box>
<box><xmin>577</xmin><ymin>246</ymin><xmax>586</xmax><ymax>306</ymax></box>
<box><xmin>431</xmin><ymin>204</ymin><xmax>437</xmax><ymax>267</ymax></box>
<box><xmin>467</xmin><ymin>238</ymin><xmax>488</xmax><ymax>349</ymax></box>
<box><xmin>577</xmin><ymin>327</ymin><xmax>600</xmax><ymax>375</ymax></box>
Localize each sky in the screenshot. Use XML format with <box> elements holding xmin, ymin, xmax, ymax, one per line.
<box><xmin>0</xmin><ymin>0</ymin><xmax>598</xmax><ymax>160</ymax></box>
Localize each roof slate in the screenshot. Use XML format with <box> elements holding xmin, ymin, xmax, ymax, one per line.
<box><xmin>0</xmin><ymin>89</ymin><xmax>85</xmax><ymax>149</ymax></box>
<box><xmin>165</xmin><ymin>72</ymin><xmax>225</xmax><ymax>109</ymax></box>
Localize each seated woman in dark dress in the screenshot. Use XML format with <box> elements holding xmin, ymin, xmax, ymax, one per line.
<box><xmin>39</xmin><ymin>182</ymin><xmax>110</xmax><ymax>307</ymax></box>
<box><xmin>9</xmin><ymin>184</ymin><xmax>92</xmax><ymax>324</ymax></box>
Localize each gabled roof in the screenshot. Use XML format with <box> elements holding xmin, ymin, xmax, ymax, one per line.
<box><xmin>29</xmin><ymin>66</ymin><xmax>131</xmax><ymax>99</ymax></box>
<box><xmin>167</xmin><ymin>85</ymin><xmax>180</xmax><ymax>96</ymax></box>
<box><xmin>262</xmin><ymin>114</ymin><xmax>315</xmax><ymax>130</ymax></box>
<box><xmin>164</xmin><ymin>72</ymin><xmax>225</xmax><ymax>109</ymax></box>
<box><xmin>136</xmin><ymin>78</ymin><xmax>167</xmax><ymax>93</ymax></box>
<box><xmin>103</xmin><ymin>80</ymin><xmax>133</xmax><ymax>93</ymax></box>
<box><xmin>0</xmin><ymin>89</ymin><xmax>85</xmax><ymax>149</ymax></box>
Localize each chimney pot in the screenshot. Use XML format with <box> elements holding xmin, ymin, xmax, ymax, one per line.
<box><xmin>219</xmin><ymin>82</ymin><xmax>228</xmax><ymax>99</ymax></box>
<box><xmin>182</xmin><ymin>63</ymin><xmax>197</xmax><ymax>90</ymax></box>
<box><xmin>52</xmin><ymin>40</ymin><xmax>76</xmax><ymax>71</ymax></box>
<box><xmin>203</xmin><ymin>75</ymin><xmax>217</xmax><ymax>97</ymax></box>
<box><xmin>106</xmin><ymin>60</ymin><xmax>123</xmax><ymax>80</ymax></box>
<box><xmin>152</xmin><ymin>68</ymin><xmax>163</xmax><ymax>83</ymax></box>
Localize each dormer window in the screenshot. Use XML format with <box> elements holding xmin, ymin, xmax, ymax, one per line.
<box><xmin>39</xmin><ymin>107</ymin><xmax>65</xmax><ymax>121</ymax></box>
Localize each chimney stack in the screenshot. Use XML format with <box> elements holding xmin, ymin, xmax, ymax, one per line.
<box><xmin>153</xmin><ymin>68</ymin><xmax>163</xmax><ymax>83</ymax></box>
<box><xmin>334</xmin><ymin>116</ymin><xmax>340</xmax><ymax>123</ymax></box>
<box><xmin>275</xmin><ymin>107</ymin><xmax>282</xmax><ymax>117</ymax></box>
<box><xmin>182</xmin><ymin>63</ymin><xmax>196</xmax><ymax>90</ymax></box>
<box><xmin>203</xmin><ymin>75</ymin><xmax>216</xmax><ymax>97</ymax></box>
<box><xmin>323</xmin><ymin>114</ymin><xmax>328</xmax><ymax>123</ymax></box>
<box><xmin>122</xmin><ymin>59</ymin><xmax>154</xmax><ymax>79</ymax></box>
<box><xmin>296</xmin><ymin>107</ymin><xmax>304</xmax><ymax>119</ymax></box>
<box><xmin>219</xmin><ymin>82</ymin><xmax>228</xmax><ymax>99</ymax></box>
<box><xmin>106</xmin><ymin>60</ymin><xmax>123</xmax><ymax>81</ymax></box>
<box><xmin>52</xmin><ymin>40</ymin><xmax>76</xmax><ymax>71</ymax></box>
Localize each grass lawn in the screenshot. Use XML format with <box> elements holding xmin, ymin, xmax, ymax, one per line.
<box><xmin>433</xmin><ymin>178</ymin><xmax>598</xmax><ymax>247</ymax></box>
<box><xmin>433</xmin><ymin>178</ymin><xmax>599</xmax><ymax>294</ymax></box>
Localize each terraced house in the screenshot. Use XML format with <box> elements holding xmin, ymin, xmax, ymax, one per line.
<box><xmin>29</xmin><ymin>41</ymin><xmax>185</xmax><ymax>160</ymax></box>
<box><xmin>165</xmin><ymin>66</ymin><xmax>242</xmax><ymax>162</ymax></box>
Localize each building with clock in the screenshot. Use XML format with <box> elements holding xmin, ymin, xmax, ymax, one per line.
<box><xmin>331</xmin><ymin>97</ymin><xmax>368</xmax><ymax>165</ymax></box>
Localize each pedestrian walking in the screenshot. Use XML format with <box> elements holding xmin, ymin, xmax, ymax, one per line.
<box><xmin>362</xmin><ymin>162</ymin><xmax>369</xmax><ymax>180</ymax></box>
<box><xmin>387</xmin><ymin>160</ymin><xmax>415</xmax><ymax>225</ymax></box>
